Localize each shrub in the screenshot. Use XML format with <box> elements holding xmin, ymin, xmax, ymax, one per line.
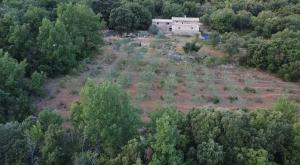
<box><xmin>244</xmin><ymin>87</ymin><xmax>256</xmax><ymax>93</ymax></box>
<box><xmin>30</xmin><ymin>71</ymin><xmax>47</xmax><ymax>95</ymax></box>
<box><xmin>209</xmin><ymin>31</ymin><xmax>220</xmax><ymax>48</ymax></box>
<box><xmin>183</xmin><ymin>42</ymin><xmax>201</xmax><ymax>53</ymax></box>
<box><xmin>209</xmin><ymin>96</ymin><xmax>220</xmax><ymax>104</ymax></box>
<box><xmin>228</xmin><ymin>96</ymin><xmax>239</xmax><ymax>103</ymax></box>
<box><xmin>279</xmin><ymin>61</ymin><xmax>300</xmax><ymax>82</ymax></box>
<box><xmin>204</xmin><ymin>56</ymin><xmax>217</xmax><ymax>66</ymax></box>
<box><xmin>148</xmin><ymin>24</ymin><xmax>159</xmax><ymax>35</ymax></box>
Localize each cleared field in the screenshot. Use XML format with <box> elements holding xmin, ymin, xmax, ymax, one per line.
<box><xmin>35</xmin><ymin>35</ymin><xmax>300</xmax><ymax>121</ymax></box>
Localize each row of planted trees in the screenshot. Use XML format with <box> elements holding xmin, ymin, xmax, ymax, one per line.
<box><xmin>1</xmin><ymin>80</ymin><xmax>300</xmax><ymax>165</ymax></box>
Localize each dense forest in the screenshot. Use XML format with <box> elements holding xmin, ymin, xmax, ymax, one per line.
<box><xmin>0</xmin><ymin>0</ymin><xmax>300</xmax><ymax>164</ymax></box>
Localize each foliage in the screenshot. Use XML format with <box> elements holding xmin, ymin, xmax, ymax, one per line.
<box><xmin>30</xmin><ymin>71</ymin><xmax>46</xmax><ymax>95</ymax></box>
<box><xmin>148</xmin><ymin>24</ymin><xmax>159</xmax><ymax>35</ymax></box>
<box><xmin>149</xmin><ymin>112</ymin><xmax>184</xmax><ymax>165</ymax></box>
<box><xmin>162</xmin><ymin>1</ymin><xmax>184</xmax><ymax>18</ymax></box>
<box><xmin>236</xmin><ymin>148</ymin><xmax>271</xmax><ymax>165</ymax></box>
<box><xmin>210</xmin><ymin>8</ymin><xmax>236</xmax><ymax>32</ymax></box>
<box><xmin>209</xmin><ymin>31</ymin><xmax>220</xmax><ymax>48</ymax></box>
<box><xmin>0</xmin><ymin>0</ymin><xmax>103</xmax><ymax>76</ymax></box>
<box><xmin>109</xmin><ymin>6</ymin><xmax>136</xmax><ymax>32</ymax></box>
<box><xmin>56</xmin><ymin>3</ymin><xmax>103</xmax><ymax>60</ymax></box>
<box><xmin>183</xmin><ymin>42</ymin><xmax>202</xmax><ymax>54</ymax></box>
<box><xmin>109</xmin><ymin>3</ymin><xmax>152</xmax><ymax>32</ymax></box>
<box><xmin>37</xmin><ymin>18</ymin><xmax>77</xmax><ymax>75</ymax></box>
<box><xmin>244</xmin><ymin>87</ymin><xmax>257</xmax><ymax>93</ymax></box>
<box><xmin>222</xmin><ymin>32</ymin><xmax>244</xmax><ymax>56</ymax></box>
<box><xmin>0</xmin><ymin>50</ymin><xmax>31</xmax><ymax>123</ymax></box>
<box><xmin>234</xmin><ymin>10</ymin><xmax>252</xmax><ymax>30</ymax></box>
<box><xmin>91</xmin><ymin>0</ymin><xmax>121</xmax><ymax>23</ymax></box>
<box><xmin>70</xmin><ymin>80</ymin><xmax>140</xmax><ymax>155</ymax></box>
<box><xmin>243</xmin><ymin>30</ymin><xmax>300</xmax><ymax>81</ymax></box>
<box><xmin>197</xmin><ymin>139</ymin><xmax>224</xmax><ymax>165</ymax></box>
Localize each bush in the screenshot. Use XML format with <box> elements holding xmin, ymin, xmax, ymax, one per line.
<box><xmin>183</xmin><ymin>42</ymin><xmax>201</xmax><ymax>53</ymax></box>
<box><xmin>30</xmin><ymin>71</ymin><xmax>47</xmax><ymax>95</ymax></box>
<box><xmin>244</xmin><ymin>87</ymin><xmax>256</xmax><ymax>93</ymax></box>
<box><xmin>209</xmin><ymin>31</ymin><xmax>220</xmax><ymax>48</ymax></box>
<box><xmin>279</xmin><ymin>61</ymin><xmax>300</xmax><ymax>82</ymax></box>
<box><xmin>209</xmin><ymin>96</ymin><xmax>220</xmax><ymax>104</ymax></box>
<box><xmin>228</xmin><ymin>96</ymin><xmax>239</xmax><ymax>103</ymax></box>
<box><xmin>148</xmin><ymin>24</ymin><xmax>159</xmax><ymax>35</ymax></box>
<box><xmin>222</xmin><ymin>32</ymin><xmax>244</xmax><ymax>56</ymax></box>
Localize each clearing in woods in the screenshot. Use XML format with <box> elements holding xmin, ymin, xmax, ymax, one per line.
<box><xmin>35</xmin><ymin>34</ymin><xmax>300</xmax><ymax>122</ymax></box>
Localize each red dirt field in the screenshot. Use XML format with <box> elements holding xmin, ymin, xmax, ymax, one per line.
<box><xmin>34</xmin><ymin>36</ymin><xmax>300</xmax><ymax>122</ymax></box>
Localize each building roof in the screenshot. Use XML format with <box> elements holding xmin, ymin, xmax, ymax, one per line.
<box><xmin>152</xmin><ymin>19</ymin><xmax>172</xmax><ymax>23</ymax></box>
<box><xmin>172</xmin><ymin>17</ymin><xmax>199</xmax><ymax>22</ymax></box>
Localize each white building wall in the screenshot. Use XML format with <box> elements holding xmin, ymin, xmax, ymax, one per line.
<box><xmin>152</xmin><ymin>19</ymin><xmax>172</xmax><ymax>32</ymax></box>
<box><xmin>172</xmin><ymin>21</ymin><xmax>200</xmax><ymax>36</ymax></box>
<box><xmin>152</xmin><ymin>17</ymin><xmax>201</xmax><ymax>36</ymax></box>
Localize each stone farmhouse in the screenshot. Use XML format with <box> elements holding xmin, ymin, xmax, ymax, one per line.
<box><xmin>152</xmin><ymin>17</ymin><xmax>203</xmax><ymax>36</ymax></box>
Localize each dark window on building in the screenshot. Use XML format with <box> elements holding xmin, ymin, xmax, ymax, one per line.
<box><xmin>157</xmin><ymin>22</ymin><xmax>159</xmax><ymax>25</ymax></box>
<box><xmin>167</xmin><ymin>22</ymin><xmax>169</xmax><ymax>25</ymax></box>
<box><xmin>169</xmin><ymin>28</ymin><xmax>172</xmax><ymax>31</ymax></box>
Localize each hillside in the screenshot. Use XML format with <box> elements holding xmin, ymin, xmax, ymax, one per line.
<box><xmin>0</xmin><ymin>0</ymin><xmax>300</xmax><ymax>164</ymax></box>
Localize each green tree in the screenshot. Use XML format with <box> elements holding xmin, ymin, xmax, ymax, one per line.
<box><xmin>183</xmin><ymin>42</ymin><xmax>202</xmax><ymax>53</ymax></box>
<box><xmin>237</xmin><ymin>148</ymin><xmax>271</xmax><ymax>165</ymax></box>
<box><xmin>234</xmin><ymin>10</ymin><xmax>252</xmax><ymax>30</ymax></box>
<box><xmin>149</xmin><ymin>113</ymin><xmax>184</xmax><ymax>165</ymax></box>
<box><xmin>210</xmin><ymin>8</ymin><xmax>236</xmax><ymax>32</ymax></box>
<box><xmin>209</xmin><ymin>31</ymin><xmax>220</xmax><ymax>48</ymax></box>
<box><xmin>124</xmin><ymin>3</ymin><xmax>152</xmax><ymax>30</ymax></box>
<box><xmin>182</xmin><ymin>1</ymin><xmax>200</xmax><ymax>17</ymax></box>
<box><xmin>109</xmin><ymin>6</ymin><xmax>136</xmax><ymax>32</ymax></box>
<box><xmin>162</xmin><ymin>1</ymin><xmax>184</xmax><ymax>18</ymax></box>
<box><xmin>71</xmin><ymin>80</ymin><xmax>140</xmax><ymax>155</ymax></box>
<box><xmin>25</xmin><ymin>122</ymin><xmax>44</xmax><ymax>164</ymax></box>
<box><xmin>37</xmin><ymin>109</ymin><xmax>63</xmax><ymax>132</ymax></box>
<box><xmin>57</xmin><ymin>3</ymin><xmax>103</xmax><ymax>59</ymax></box>
<box><xmin>0</xmin><ymin>116</ymin><xmax>36</xmax><ymax>164</ymax></box>
<box><xmin>293</xmin><ymin>119</ymin><xmax>300</xmax><ymax>163</ymax></box>
<box><xmin>41</xmin><ymin>124</ymin><xmax>65</xmax><ymax>165</ymax></box>
<box><xmin>30</xmin><ymin>71</ymin><xmax>46</xmax><ymax>95</ymax></box>
<box><xmin>91</xmin><ymin>0</ymin><xmax>121</xmax><ymax>23</ymax></box>
<box><xmin>110</xmin><ymin>138</ymin><xmax>143</xmax><ymax>165</ymax></box>
<box><xmin>0</xmin><ymin>50</ymin><xmax>31</xmax><ymax>123</ymax></box>
<box><xmin>197</xmin><ymin>139</ymin><xmax>224</xmax><ymax>165</ymax></box>
<box><xmin>37</xmin><ymin>18</ymin><xmax>76</xmax><ymax>75</ymax></box>
<box><xmin>222</xmin><ymin>32</ymin><xmax>243</xmax><ymax>56</ymax></box>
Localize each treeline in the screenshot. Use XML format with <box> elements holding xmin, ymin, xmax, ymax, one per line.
<box><xmin>1</xmin><ymin>80</ymin><xmax>300</xmax><ymax>165</ymax></box>
<box><xmin>199</xmin><ymin>0</ymin><xmax>300</xmax><ymax>82</ymax></box>
<box><xmin>0</xmin><ymin>0</ymin><xmax>102</xmax><ymax>76</ymax></box>
<box><xmin>0</xmin><ymin>0</ymin><xmax>102</xmax><ymax>123</ymax></box>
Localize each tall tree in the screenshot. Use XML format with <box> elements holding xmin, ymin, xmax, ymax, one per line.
<box><xmin>0</xmin><ymin>50</ymin><xmax>31</xmax><ymax>123</ymax></box>
<box><xmin>57</xmin><ymin>3</ymin><xmax>103</xmax><ymax>59</ymax></box>
<box><xmin>149</xmin><ymin>113</ymin><xmax>184</xmax><ymax>165</ymax></box>
<box><xmin>90</xmin><ymin>0</ymin><xmax>121</xmax><ymax>23</ymax></box>
<box><xmin>109</xmin><ymin>6</ymin><xmax>136</xmax><ymax>32</ymax></box>
<box><xmin>37</xmin><ymin>18</ymin><xmax>76</xmax><ymax>75</ymax></box>
<box><xmin>71</xmin><ymin>80</ymin><xmax>140</xmax><ymax>155</ymax></box>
